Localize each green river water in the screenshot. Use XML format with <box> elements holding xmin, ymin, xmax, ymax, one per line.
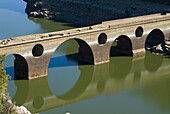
<box><xmin>1</xmin><ymin>0</ymin><xmax>170</xmax><ymax>114</ymax></box>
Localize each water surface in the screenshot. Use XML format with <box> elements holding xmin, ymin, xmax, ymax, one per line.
<box><xmin>1</xmin><ymin>0</ymin><xmax>170</xmax><ymax>114</ymax></box>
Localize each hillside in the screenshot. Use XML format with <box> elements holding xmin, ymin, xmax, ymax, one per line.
<box><xmin>24</xmin><ymin>0</ymin><xmax>170</xmax><ymax>26</ymax></box>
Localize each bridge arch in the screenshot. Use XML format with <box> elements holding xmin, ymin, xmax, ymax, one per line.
<box><xmin>14</xmin><ymin>54</ymin><xmax>28</xmax><ymax>79</ymax></box>
<box><xmin>48</xmin><ymin>38</ymin><xmax>94</xmax><ymax>100</ymax></box>
<box><xmin>75</xmin><ymin>38</ymin><xmax>94</xmax><ymax>64</ymax></box>
<box><xmin>48</xmin><ymin>38</ymin><xmax>94</xmax><ymax>66</ymax></box>
<box><xmin>110</xmin><ymin>35</ymin><xmax>133</xmax><ymax>57</ymax></box>
<box><xmin>145</xmin><ymin>29</ymin><xmax>165</xmax><ymax>50</ymax></box>
<box><xmin>4</xmin><ymin>54</ymin><xmax>28</xmax><ymax>80</ymax></box>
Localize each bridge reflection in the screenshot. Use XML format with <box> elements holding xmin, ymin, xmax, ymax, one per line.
<box><xmin>10</xmin><ymin>51</ymin><xmax>170</xmax><ymax>113</ymax></box>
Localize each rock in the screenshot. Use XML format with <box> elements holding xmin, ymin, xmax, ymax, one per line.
<box><xmin>13</xmin><ymin>106</ymin><xmax>31</xmax><ymax>114</ymax></box>
<box><xmin>24</xmin><ymin>0</ymin><xmax>170</xmax><ymax>26</ymax></box>
<box><xmin>1</xmin><ymin>94</ymin><xmax>31</xmax><ymax>114</ymax></box>
<box><xmin>146</xmin><ymin>42</ymin><xmax>170</xmax><ymax>55</ymax></box>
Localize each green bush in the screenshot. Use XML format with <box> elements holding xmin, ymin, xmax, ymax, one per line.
<box><xmin>0</xmin><ymin>55</ymin><xmax>11</xmax><ymax>113</ymax></box>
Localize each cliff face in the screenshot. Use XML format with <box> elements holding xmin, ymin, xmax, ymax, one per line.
<box><xmin>24</xmin><ymin>0</ymin><xmax>170</xmax><ymax>26</ymax></box>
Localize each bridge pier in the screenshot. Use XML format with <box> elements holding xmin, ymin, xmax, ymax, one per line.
<box><xmin>26</xmin><ymin>53</ymin><xmax>53</xmax><ymax>79</ymax></box>
<box><xmin>91</xmin><ymin>44</ymin><xmax>111</xmax><ymax>64</ymax></box>
<box><xmin>14</xmin><ymin>53</ymin><xmax>53</xmax><ymax>80</ymax></box>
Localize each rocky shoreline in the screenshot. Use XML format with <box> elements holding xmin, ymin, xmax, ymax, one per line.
<box><xmin>1</xmin><ymin>94</ymin><xmax>31</xmax><ymax>114</ymax></box>
<box><xmin>24</xmin><ymin>0</ymin><xmax>170</xmax><ymax>26</ymax></box>
<box><xmin>146</xmin><ymin>41</ymin><xmax>170</xmax><ymax>55</ymax></box>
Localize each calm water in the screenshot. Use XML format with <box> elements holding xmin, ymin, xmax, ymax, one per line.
<box><xmin>1</xmin><ymin>0</ymin><xmax>170</xmax><ymax>114</ymax></box>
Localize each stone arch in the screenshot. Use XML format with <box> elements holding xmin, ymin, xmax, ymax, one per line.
<box><xmin>110</xmin><ymin>35</ymin><xmax>133</xmax><ymax>56</ymax></box>
<box><xmin>145</xmin><ymin>29</ymin><xmax>165</xmax><ymax>50</ymax></box>
<box><xmin>13</xmin><ymin>54</ymin><xmax>28</xmax><ymax>79</ymax></box>
<box><xmin>3</xmin><ymin>54</ymin><xmax>28</xmax><ymax>80</ymax></box>
<box><xmin>48</xmin><ymin>38</ymin><xmax>94</xmax><ymax>67</ymax></box>
<box><xmin>74</xmin><ymin>38</ymin><xmax>94</xmax><ymax>64</ymax></box>
<box><xmin>47</xmin><ymin>38</ymin><xmax>94</xmax><ymax>100</ymax></box>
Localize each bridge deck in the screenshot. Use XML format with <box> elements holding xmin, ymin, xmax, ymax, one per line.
<box><xmin>0</xmin><ymin>13</ymin><xmax>170</xmax><ymax>48</ymax></box>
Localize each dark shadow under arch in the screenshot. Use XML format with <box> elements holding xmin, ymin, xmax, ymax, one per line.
<box><xmin>110</xmin><ymin>35</ymin><xmax>133</xmax><ymax>57</ymax></box>
<box><xmin>4</xmin><ymin>54</ymin><xmax>28</xmax><ymax>80</ymax></box>
<box><xmin>145</xmin><ymin>29</ymin><xmax>165</xmax><ymax>51</ymax></box>
<box><xmin>75</xmin><ymin>38</ymin><xmax>94</xmax><ymax>64</ymax></box>
<box><xmin>14</xmin><ymin>54</ymin><xmax>28</xmax><ymax>80</ymax></box>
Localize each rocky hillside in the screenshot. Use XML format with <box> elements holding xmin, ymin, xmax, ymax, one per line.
<box><xmin>24</xmin><ymin>0</ymin><xmax>170</xmax><ymax>26</ymax></box>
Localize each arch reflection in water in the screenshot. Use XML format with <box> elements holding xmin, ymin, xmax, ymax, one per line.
<box><xmin>57</xmin><ymin>65</ymin><xmax>94</xmax><ymax>100</ymax></box>
<box><xmin>132</xmin><ymin>62</ymin><xmax>170</xmax><ymax>112</ymax></box>
<box><xmin>12</xmin><ymin>65</ymin><xmax>94</xmax><ymax>113</ymax></box>
<box><xmin>48</xmin><ymin>38</ymin><xmax>94</xmax><ymax>97</ymax></box>
<box><xmin>109</xmin><ymin>57</ymin><xmax>132</xmax><ymax>79</ymax></box>
<box><xmin>12</xmin><ymin>77</ymin><xmax>53</xmax><ymax>111</ymax></box>
<box><xmin>12</xmin><ymin>80</ymin><xmax>29</xmax><ymax>106</ymax></box>
<box><xmin>144</xmin><ymin>51</ymin><xmax>163</xmax><ymax>72</ymax></box>
<box><xmin>48</xmin><ymin>39</ymin><xmax>80</xmax><ymax>97</ymax></box>
<box><xmin>10</xmin><ymin>52</ymin><xmax>170</xmax><ymax>113</ymax></box>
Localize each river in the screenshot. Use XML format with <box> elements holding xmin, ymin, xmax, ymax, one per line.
<box><xmin>1</xmin><ymin>0</ymin><xmax>170</xmax><ymax>114</ymax></box>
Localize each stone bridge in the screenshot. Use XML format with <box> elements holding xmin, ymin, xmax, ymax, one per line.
<box><xmin>0</xmin><ymin>13</ymin><xmax>170</xmax><ymax>79</ymax></box>
<box><xmin>11</xmin><ymin>53</ymin><xmax>170</xmax><ymax>113</ymax></box>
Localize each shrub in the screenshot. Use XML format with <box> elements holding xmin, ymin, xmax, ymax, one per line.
<box><xmin>0</xmin><ymin>55</ymin><xmax>11</xmax><ymax>113</ymax></box>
